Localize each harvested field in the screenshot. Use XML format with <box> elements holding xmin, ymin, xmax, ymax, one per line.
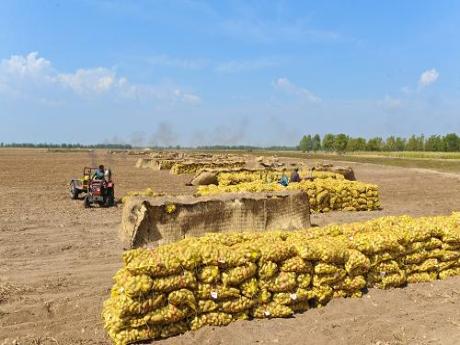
<box><xmin>1</xmin><ymin>149</ymin><xmax>460</xmax><ymax>345</ymax></box>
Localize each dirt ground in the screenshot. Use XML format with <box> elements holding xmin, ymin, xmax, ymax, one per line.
<box><xmin>0</xmin><ymin>149</ymin><xmax>459</xmax><ymax>345</ymax></box>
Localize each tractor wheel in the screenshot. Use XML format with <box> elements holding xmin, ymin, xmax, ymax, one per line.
<box><xmin>84</xmin><ymin>195</ymin><xmax>91</xmax><ymax>208</ymax></box>
<box><xmin>105</xmin><ymin>188</ymin><xmax>115</xmax><ymax>207</ymax></box>
<box><xmin>70</xmin><ymin>181</ymin><xmax>79</xmax><ymax>200</ymax></box>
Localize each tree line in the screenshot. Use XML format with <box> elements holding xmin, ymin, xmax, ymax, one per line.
<box><xmin>298</xmin><ymin>133</ymin><xmax>460</xmax><ymax>153</ymax></box>
<box><xmin>0</xmin><ymin>142</ymin><xmax>133</xmax><ymax>149</ymax></box>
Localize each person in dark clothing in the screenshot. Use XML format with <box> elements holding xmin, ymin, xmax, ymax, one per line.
<box><xmin>279</xmin><ymin>169</ymin><xmax>289</xmax><ymax>186</ymax></box>
<box><xmin>290</xmin><ymin>168</ymin><xmax>301</xmax><ymax>183</ymax></box>
<box><xmin>92</xmin><ymin>165</ymin><xmax>105</xmax><ymax>180</ymax></box>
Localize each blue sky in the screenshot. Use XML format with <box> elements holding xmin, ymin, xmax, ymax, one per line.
<box><xmin>0</xmin><ymin>0</ymin><xmax>459</xmax><ymax>146</ymax></box>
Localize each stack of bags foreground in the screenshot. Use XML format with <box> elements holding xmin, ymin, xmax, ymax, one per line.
<box><xmin>197</xmin><ymin>179</ymin><xmax>380</xmax><ymax>213</ymax></box>
<box><xmin>103</xmin><ymin>213</ymin><xmax>460</xmax><ymax>345</ymax></box>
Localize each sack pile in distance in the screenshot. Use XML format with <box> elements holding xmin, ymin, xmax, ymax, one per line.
<box><xmin>217</xmin><ymin>170</ymin><xmax>343</xmax><ymax>186</ymax></box>
<box><xmin>171</xmin><ymin>161</ymin><xmax>246</xmax><ymax>175</ymax></box>
<box><xmin>197</xmin><ymin>179</ymin><xmax>380</xmax><ymax>213</ymax></box>
<box><xmin>103</xmin><ymin>213</ymin><xmax>460</xmax><ymax>345</ymax></box>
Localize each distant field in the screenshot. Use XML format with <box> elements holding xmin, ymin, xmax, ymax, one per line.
<box><xmin>215</xmin><ymin>150</ymin><xmax>460</xmax><ymax>174</ymax></box>
<box><xmin>347</xmin><ymin>151</ymin><xmax>460</xmax><ymax>160</ymax></box>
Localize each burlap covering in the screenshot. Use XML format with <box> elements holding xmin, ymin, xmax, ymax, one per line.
<box><xmin>120</xmin><ymin>191</ymin><xmax>310</xmax><ymax>248</ymax></box>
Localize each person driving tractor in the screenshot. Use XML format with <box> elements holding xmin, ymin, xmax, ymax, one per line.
<box><xmin>92</xmin><ymin>165</ymin><xmax>105</xmax><ymax>180</ymax></box>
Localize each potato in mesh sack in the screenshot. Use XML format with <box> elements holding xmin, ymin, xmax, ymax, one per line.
<box><xmin>297</xmin><ymin>273</ymin><xmax>312</xmax><ymax>288</ymax></box>
<box><xmin>309</xmin><ymin>285</ymin><xmax>334</xmax><ymax>305</ymax></box>
<box><xmin>439</xmin><ymin>266</ymin><xmax>460</xmax><ymax>280</ymax></box>
<box><xmin>258</xmin><ymin>261</ymin><xmax>278</xmax><ymax>280</ymax></box>
<box><xmin>106</xmin><ymin>325</ymin><xmax>161</xmax><ymax>345</ymax></box>
<box><xmin>407</xmin><ymin>271</ymin><xmax>438</xmax><ymax>284</ymax></box>
<box><xmin>222</xmin><ymin>262</ymin><xmax>257</xmax><ymax>286</ymax></box>
<box><xmin>405</xmin><ymin>238</ymin><xmax>443</xmax><ymax>253</ymax></box>
<box><xmin>404</xmin><ymin>250</ymin><xmax>430</xmax><ymax>265</ymax></box>
<box><xmin>313</xmin><ymin>272</ymin><xmax>347</xmax><ymax>287</ymax></box>
<box><xmin>280</xmin><ymin>256</ymin><xmax>312</xmax><ymax>273</ymax></box>
<box><xmin>333</xmin><ymin>290</ymin><xmax>363</xmax><ymax>298</ymax></box>
<box><xmin>219</xmin><ymin>296</ymin><xmax>255</xmax><ymax>313</ymax></box>
<box><xmin>429</xmin><ymin>249</ymin><xmax>460</xmax><ymax>262</ymax></box>
<box><xmin>296</xmin><ymin>236</ymin><xmax>349</xmax><ymax>263</ymax></box>
<box><xmin>373</xmin><ymin>260</ymin><xmax>401</xmax><ymax>274</ymax></box>
<box><xmin>332</xmin><ymin>275</ymin><xmax>366</xmax><ymax>292</ymax></box>
<box><xmin>197</xmin><ymin>265</ymin><xmax>220</xmax><ymax>283</ymax></box>
<box><xmin>368</xmin><ymin>270</ymin><xmax>406</xmax><ymax>289</ymax></box>
<box><xmin>115</xmin><ymin>270</ymin><xmax>154</xmax><ymax>298</ymax></box>
<box><xmin>272</xmin><ymin>288</ymin><xmax>310</xmax><ymax>305</ymax></box>
<box><xmin>260</xmin><ymin>272</ymin><xmax>298</xmax><ymax>292</ymax></box>
<box><xmin>252</xmin><ymin>302</ymin><xmax>294</xmax><ymax>319</ymax></box>
<box><xmin>438</xmin><ymin>259</ymin><xmax>460</xmax><ymax>271</ymax></box>
<box><xmin>196</xmin><ymin>283</ymin><xmax>241</xmax><ymax>300</ymax></box>
<box><xmin>405</xmin><ymin>258</ymin><xmax>438</xmax><ymax>274</ymax></box>
<box><xmin>160</xmin><ymin>321</ymin><xmax>189</xmax><ymax>338</ymax></box>
<box><xmin>198</xmin><ymin>299</ymin><xmax>218</xmax><ymax>314</ymax></box>
<box><xmin>314</xmin><ymin>262</ymin><xmax>343</xmax><ymax>275</ymax></box>
<box><xmin>124</xmin><ymin>250</ymin><xmax>183</xmax><ymax>277</ymax></box>
<box><xmin>258</xmin><ymin>240</ymin><xmax>295</xmax><ymax>263</ymax></box>
<box><xmin>240</xmin><ymin>277</ymin><xmax>259</xmax><ymax>298</ymax></box>
<box><xmin>168</xmin><ymin>289</ymin><xmax>196</xmax><ymax>310</ymax></box>
<box><xmin>150</xmin><ymin>271</ymin><xmax>197</xmax><ymax>293</ymax></box>
<box><xmin>345</xmin><ymin>249</ymin><xmax>370</xmax><ymax>276</ymax></box>
<box><xmin>190</xmin><ymin>312</ymin><xmax>233</xmax><ymax>330</ymax></box>
<box><xmin>109</xmin><ymin>287</ymin><xmax>166</xmax><ymax>317</ymax></box>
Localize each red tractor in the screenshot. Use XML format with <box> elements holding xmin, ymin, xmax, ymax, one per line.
<box><xmin>69</xmin><ymin>167</ymin><xmax>115</xmax><ymax>208</ymax></box>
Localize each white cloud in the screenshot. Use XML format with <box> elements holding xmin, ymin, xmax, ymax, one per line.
<box><xmin>57</xmin><ymin>67</ymin><xmax>115</xmax><ymax>94</ymax></box>
<box><xmin>0</xmin><ymin>52</ymin><xmax>201</xmax><ymax>105</ymax></box>
<box><xmin>419</xmin><ymin>68</ymin><xmax>439</xmax><ymax>87</ymax></box>
<box><xmin>273</xmin><ymin>77</ymin><xmax>320</xmax><ymax>103</ymax></box>
<box><xmin>1</xmin><ymin>52</ymin><xmax>51</xmax><ymax>77</ymax></box>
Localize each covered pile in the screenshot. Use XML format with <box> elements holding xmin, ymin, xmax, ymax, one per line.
<box><xmin>197</xmin><ymin>179</ymin><xmax>380</xmax><ymax>213</ymax></box>
<box><xmin>103</xmin><ymin>213</ymin><xmax>460</xmax><ymax>345</ymax></box>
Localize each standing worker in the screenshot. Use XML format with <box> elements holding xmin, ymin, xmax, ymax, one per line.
<box><xmin>290</xmin><ymin>167</ymin><xmax>301</xmax><ymax>183</ymax></box>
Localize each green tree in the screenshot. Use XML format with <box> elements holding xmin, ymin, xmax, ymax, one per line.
<box><xmin>333</xmin><ymin>134</ymin><xmax>349</xmax><ymax>153</ymax></box>
<box><xmin>384</xmin><ymin>136</ymin><xmax>397</xmax><ymax>151</ymax></box>
<box><xmin>299</xmin><ymin>135</ymin><xmax>312</xmax><ymax>152</ymax></box>
<box><xmin>322</xmin><ymin>134</ymin><xmax>335</xmax><ymax>152</ymax></box>
<box><xmin>312</xmin><ymin>134</ymin><xmax>321</xmax><ymax>151</ymax></box>
<box><xmin>299</xmin><ymin>135</ymin><xmax>308</xmax><ymax>152</ymax></box>
<box><xmin>366</xmin><ymin>137</ymin><xmax>383</xmax><ymax>151</ymax></box>
<box><xmin>395</xmin><ymin>137</ymin><xmax>406</xmax><ymax>151</ymax></box>
<box><xmin>346</xmin><ymin>137</ymin><xmax>366</xmax><ymax>151</ymax></box>
<box><xmin>443</xmin><ymin>133</ymin><xmax>460</xmax><ymax>152</ymax></box>
<box><xmin>405</xmin><ymin>135</ymin><xmax>419</xmax><ymax>151</ymax></box>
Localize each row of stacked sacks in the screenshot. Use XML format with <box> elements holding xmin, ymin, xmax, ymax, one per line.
<box><xmin>197</xmin><ymin>179</ymin><xmax>380</xmax><ymax>213</ymax></box>
<box><xmin>171</xmin><ymin>161</ymin><xmax>247</xmax><ymax>175</ymax></box>
<box><xmin>102</xmin><ymin>213</ymin><xmax>460</xmax><ymax>345</ymax></box>
<box><xmin>217</xmin><ymin>169</ymin><xmax>343</xmax><ymax>186</ymax></box>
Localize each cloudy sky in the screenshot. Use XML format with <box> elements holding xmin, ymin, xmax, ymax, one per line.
<box><xmin>1</xmin><ymin>1</ymin><xmax>459</xmax><ymax>146</ymax></box>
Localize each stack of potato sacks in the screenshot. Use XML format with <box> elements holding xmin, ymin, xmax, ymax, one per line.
<box><xmin>171</xmin><ymin>161</ymin><xmax>246</xmax><ymax>175</ymax></box>
<box><xmin>103</xmin><ymin>213</ymin><xmax>460</xmax><ymax>345</ymax></box>
<box><xmin>216</xmin><ymin>170</ymin><xmax>343</xmax><ymax>186</ymax></box>
<box><xmin>197</xmin><ymin>179</ymin><xmax>380</xmax><ymax>213</ymax></box>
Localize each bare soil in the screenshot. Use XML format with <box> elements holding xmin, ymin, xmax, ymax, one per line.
<box><xmin>0</xmin><ymin>149</ymin><xmax>459</xmax><ymax>345</ymax></box>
